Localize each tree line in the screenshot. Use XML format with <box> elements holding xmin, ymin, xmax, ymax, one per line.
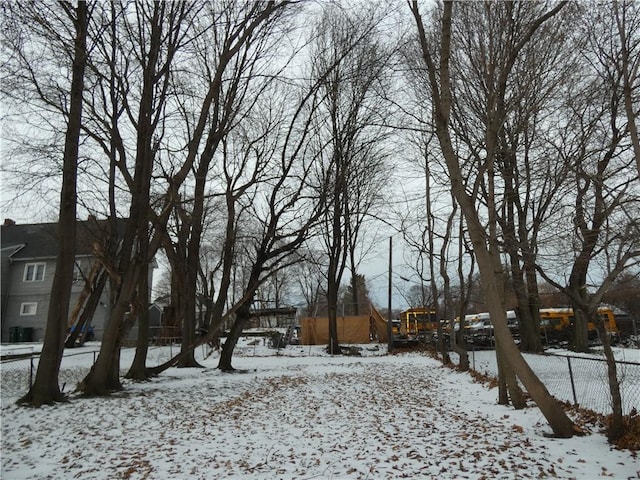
<box><xmin>1</xmin><ymin>0</ymin><xmax>638</xmax><ymax>441</ymax></box>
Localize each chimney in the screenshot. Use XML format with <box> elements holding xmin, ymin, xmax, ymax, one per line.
<box><xmin>3</xmin><ymin>219</ymin><xmax>16</xmax><ymax>226</ymax></box>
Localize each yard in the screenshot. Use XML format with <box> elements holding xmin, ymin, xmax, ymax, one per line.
<box><xmin>1</xmin><ymin>340</ymin><xmax>639</xmax><ymax>479</ymax></box>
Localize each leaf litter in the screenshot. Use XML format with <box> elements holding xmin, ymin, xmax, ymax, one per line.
<box><xmin>1</xmin><ymin>343</ymin><xmax>639</xmax><ymax>479</ymax></box>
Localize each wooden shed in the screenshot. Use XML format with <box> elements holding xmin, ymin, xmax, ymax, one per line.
<box><xmin>300</xmin><ymin>306</ymin><xmax>388</xmax><ymax>345</ymax></box>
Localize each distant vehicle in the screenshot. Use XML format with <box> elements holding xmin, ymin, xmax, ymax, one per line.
<box><xmin>392</xmin><ymin>307</ymin><xmax>438</xmax><ymax>346</ymax></box>
<box><xmin>442</xmin><ymin>307</ymin><xmax>620</xmax><ymax>348</ymax></box>
<box><xmin>466</xmin><ymin>313</ymin><xmax>493</xmax><ymax>346</ymax></box>
<box><xmin>539</xmin><ymin>307</ymin><xmax>618</xmax><ymax>344</ymax></box>
<box><xmin>443</xmin><ymin>310</ymin><xmax>519</xmax><ymax>347</ymax></box>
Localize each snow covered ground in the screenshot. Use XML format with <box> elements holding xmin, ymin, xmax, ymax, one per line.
<box><xmin>1</xmin><ymin>341</ymin><xmax>639</xmax><ymax>479</ymax></box>
<box><xmin>458</xmin><ymin>346</ymin><xmax>640</xmax><ymax>416</ymax></box>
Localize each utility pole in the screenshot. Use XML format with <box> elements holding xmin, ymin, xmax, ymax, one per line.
<box><xmin>387</xmin><ymin>236</ymin><xmax>393</xmax><ymax>353</ymax></box>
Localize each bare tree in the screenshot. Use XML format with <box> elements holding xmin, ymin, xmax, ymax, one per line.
<box><xmin>536</xmin><ymin>1</ymin><xmax>640</xmax><ymax>356</ymax></box>
<box><xmin>146</xmin><ymin>25</ymin><xmax>353</xmax><ymax>372</ymax></box>
<box><xmin>293</xmin><ymin>251</ymin><xmax>326</xmax><ymax>318</ymax></box>
<box><xmin>534</xmin><ymin>10</ymin><xmax>640</xmax><ymax>437</ymax></box>
<box><xmin>168</xmin><ymin>3</ymin><xmax>395</xmax><ymax>370</ymax></box>
<box><xmin>311</xmin><ymin>3</ymin><xmax>394</xmax><ymax>354</ymax></box>
<box><xmin>215</xmin><ymin>96</ymin><xmax>329</xmax><ymax>372</ymax></box>
<box><xmin>6</xmin><ymin>1</ymin><xmax>89</xmax><ymax>407</ymax></box>
<box><xmin>80</xmin><ymin>1</ymin><xmax>195</xmax><ymax>394</ymax></box>
<box><xmin>612</xmin><ymin>1</ymin><xmax>640</xmax><ymax>177</ymax></box>
<box><xmin>409</xmin><ymin>0</ymin><xmax>577</xmax><ymax>438</ymax></box>
<box><xmin>162</xmin><ymin>0</ymin><xmax>293</xmax><ymax>368</ymax></box>
<box><xmin>488</xmin><ymin>11</ymin><xmax>578</xmax><ymax>354</ymax></box>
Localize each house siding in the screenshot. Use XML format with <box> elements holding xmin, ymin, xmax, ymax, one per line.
<box><xmin>1</xmin><ymin>253</ymin><xmax>117</xmax><ymax>343</ymax></box>
<box><xmin>1</xmin><ymin>257</ymin><xmax>113</xmax><ymax>343</ymax></box>
<box><xmin>1</xmin><ymin>258</ymin><xmax>54</xmax><ymax>342</ymax></box>
<box><xmin>3</xmin><ymin>293</ymin><xmax>51</xmax><ymax>341</ymax></box>
<box><xmin>1</xmin><ymin>219</ymin><xmax>152</xmax><ymax>344</ymax></box>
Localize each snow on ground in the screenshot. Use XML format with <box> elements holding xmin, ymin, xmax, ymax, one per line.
<box><xmin>1</xmin><ymin>341</ymin><xmax>639</xmax><ymax>480</ymax></box>
<box><xmin>454</xmin><ymin>347</ymin><xmax>640</xmax><ymax>416</ymax></box>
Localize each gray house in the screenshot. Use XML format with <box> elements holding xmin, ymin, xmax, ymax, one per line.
<box><xmin>1</xmin><ymin>217</ymin><xmax>133</xmax><ymax>343</ymax></box>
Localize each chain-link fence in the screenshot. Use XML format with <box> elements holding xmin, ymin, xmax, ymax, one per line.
<box><xmin>3</xmin><ymin>343</ymin><xmax>639</xmax><ymax>417</ymax></box>
<box><xmin>0</xmin><ymin>342</ymin><xmax>211</xmax><ymax>408</ymax></box>
<box><xmin>470</xmin><ymin>349</ymin><xmax>640</xmax><ymax>416</ymax></box>
<box><xmin>1</xmin><ymin>350</ymin><xmax>99</xmax><ymax>408</ymax></box>
<box><xmin>531</xmin><ymin>354</ymin><xmax>639</xmax><ymax>416</ymax></box>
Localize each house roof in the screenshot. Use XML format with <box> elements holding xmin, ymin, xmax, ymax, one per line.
<box><xmin>0</xmin><ymin>217</ymin><xmax>128</xmax><ymax>261</ymax></box>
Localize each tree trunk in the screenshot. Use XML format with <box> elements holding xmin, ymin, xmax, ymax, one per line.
<box><xmin>327</xmin><ymin>275</ymin><xmax>341</xmax><ymax>355</ymax></box>
<box><xmin>410</xmin><ymin>0</ymin><xmax>576</xmax><ymax>438</ymax></box>
<box><xmin>350</xmin><ymin>264</ymin><xmax>359</xmax><ymax>316</ymax></box>
<box><xmin>218</xmin><ymin>305</ymin><xmax>251</xmax><ymax>372</ymax></box>
<box><xmin>496</xmin><ymin>350</ymin><xmax>509</xmax><ymax>406</ymax></box>
<box><xmin>178</xmin><ymin>170</ymin><xmax>208</xmax><ymax>368</ymax></box>
<box><xmin>177</xmin><ymin>238</ymin><xmax>202</xmax><ymax>368</ymax></box>
<box><xmin>436</xmin><ymin>319</ymin><xmax>450</xmax><ymax>363</ymax></box>
<box><xmin>326</xmin><ymin>230</ymin><xmax>344</xmax><ymax>355</ymax></box>
<box><xmin>452</xmin><ymin>308</ymin><xmax>469</xmax><ymax>371</ymax></box>
<box><xmin>522</xmin><ymin>259</ymin><xmax>543</xmax><ymax>352</ymax></box>
<box><xmin>18</xmin><ymin>1</ymin><xmax>87</xmax><ymax>407</ymax></box>
<box><xmin>572</xmin><ymin>308</ymin><xmax>590</xmax><ymax>353</ymax></box>
<box><xmin>453</xmin><ymin>208</ymin><xmax>470</xmax><ymax>371</ymax></box>
<box><xmin>126</xmin><ymin>261</ymin><xmax>151</xmax><ymax>380</ymax></box>
<box><xmin>80</xmin><ymin>264</ymin><xmax>141</xmax><ymax>395</ymax></box>
<box><xmin>496</xmin><ymin>336</ymin><xmax>525</xmax><ymax>409</ymax></box>
<box><xmin>597</xmin><ymin>319</ymin><xmax>625</xmax><ymax>443</ymax></box>
<box><xmin>596</xmin><ymin>314</ymin><xmax>624</xmax><ymax>442</ymax></box>
<box><xmin>477</xmin><ymin>248</ymin><xmax>575</xmax><ymax>436</ymax></box>
<box><xmin>452</xmin><ymin>340</ymin><xmax>469</xmax><ymax>371</ymax></box>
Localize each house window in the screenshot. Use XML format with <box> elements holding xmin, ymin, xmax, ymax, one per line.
<box><xmin>72</xmin><ymin>262</ymin><xmax>83</xmax><ymax>283</ymax></box>
<box><xmin>20</xmin><ymin>302</ymin><xmax>37</xmax><ymax>316</ymax></box>
<box><xmin>24</xmin><ymin>263</ymin><xmax>46</xmax><ymax>282</ymax></box>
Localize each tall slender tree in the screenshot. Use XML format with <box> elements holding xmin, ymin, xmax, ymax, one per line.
<box><xmin>312</xmin><ymin>3</ymin><xmax>393</xmax><ymax>354</ymax></box>
<box><xmin>612</xmin><ymin>1</ymin><xmax>640</xmax><ymax>177</ymax></box>
<box><xmin>81</xmin><ymin>1</ymin><xmax>193</xmax><ymax>394</ymax></box>
<box><xmin>6</xmin><ymin>1</ymin><xmax>89</xmax><ymax>407</ymax></box>
<box><xmin>409</xmin><ymin>0</ymin><xmax>577</xmax><ymax>438</ymax></box>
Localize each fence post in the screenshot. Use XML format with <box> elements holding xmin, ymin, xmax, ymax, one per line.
<box><xmin>471</xmin><ymin>345</ymin><xmax>475</xmax><ymax>371</ymax></box>
<box><xmin>29</xmin><ymin>356</ymin><xmax>34</xmax><ymax>389</ymax></box>
<box><xmin>566</xmin><ymin>356</ymin><xmax>578</xmax><ymax>406</ymax></box>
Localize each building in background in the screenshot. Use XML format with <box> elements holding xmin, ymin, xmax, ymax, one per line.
<box><xmin>0</xmin><ymin>217</ymin><xmax>142</xmax><ymax>343</ymax></box>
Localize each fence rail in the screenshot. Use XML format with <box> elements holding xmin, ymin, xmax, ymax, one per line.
<box><xmin>0</xmin><ymin>341</ymin><xmax>213</xmax><ymax>408</ymax></box>
<box><xmin>2</xmin><ymin>344</ymin><xmax>639</xmax><ymax>417</ymax></box>
<box><xmin>542</xmin><ymin>353</ymin><xmax>639</xmax><ymax>416</ymax></box>
<box><xmin>1</xmin><ymin>349</ymin><xmax>105</xmax><ymax>407</ymax></box>
<box><xmin>468</xmin><ymin>349</ymin><xmax>640</xmax><ymax>416</ymax></box>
